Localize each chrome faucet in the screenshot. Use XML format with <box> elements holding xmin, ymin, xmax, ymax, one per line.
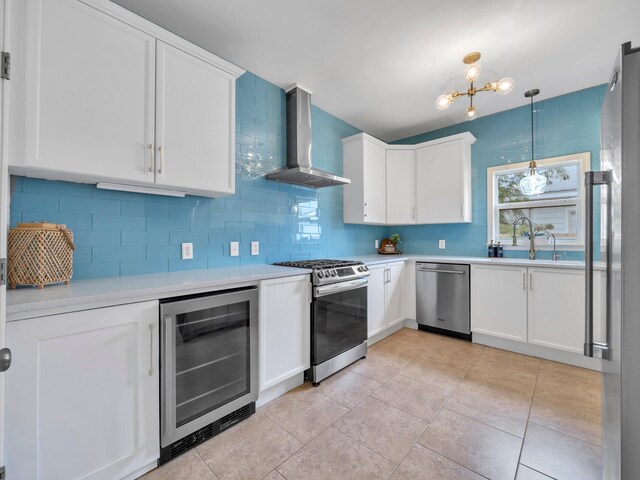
<box><xmin>512</xmin><ymin>216</ymin><xmax>537</xmax><ymax>260</ymax></box>
<box><xmin>547</xmin><ymin>233</ymin><xmax>561</xmax><ymax>261</ymax></box>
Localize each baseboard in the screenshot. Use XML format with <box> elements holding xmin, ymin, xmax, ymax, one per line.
<box><xmin>123</xmin><ymin>459</ymin><xmax>157</xmax><ymax>480</ymax></box>
<box><xmin>473</xmin><ymin>333</ymin><xmax>603</xmax><ymax>371</ymax></box>
<box><xmin>256</xmin><ymin>373</ymin><xmax>304</xmax><ymax>408</ymax></box>
<box><xmin>367</xmin><ymin>319</ymin><xmax>408</xmax><ymax>346</ymax></box>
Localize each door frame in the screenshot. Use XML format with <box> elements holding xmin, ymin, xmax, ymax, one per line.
<box><xmin>0</xmin><ymin>0</ymin><xmax>10</xmax><ymax>470</ymax></box>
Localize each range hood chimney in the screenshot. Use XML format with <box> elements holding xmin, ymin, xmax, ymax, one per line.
<box><xmin>266</xmin><ymin>86</ymin><xmax>350</xmax><ymax>188</ymax></box>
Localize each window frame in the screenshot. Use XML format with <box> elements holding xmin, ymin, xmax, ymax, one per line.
<box><xmin>486</xmin><ymin>152</ymin><xmax>591</xmax><ymax>250</ymax></box>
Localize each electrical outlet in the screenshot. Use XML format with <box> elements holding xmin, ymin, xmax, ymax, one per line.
<box><xmin>375</xmin><ymin>239</ymin><xmax>379</xmax><ymax>249</ymax></box>
<box><xmin>230</xmin><ymin>241</ymin><xmax>240</xmax><ymax>257</ymax></box>
<box><xmin>439</xmin><ymin>239</ymin><xmax>446</xmax><ymax>249</ymax></box>
<box><xmin>181</xmin><ymin>242</ymin><xmax>194</xmax><ymax>260</ymax></box>
<box><xmin>251</xmin><ymin>241</ymin><xmax>259</xmax><ymax>256</ymax></box>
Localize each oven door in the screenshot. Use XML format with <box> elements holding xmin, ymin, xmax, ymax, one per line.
<box><xmin>160</xmin><ymin>288</ymin><xmax>258</xmax><ymax>448</ymax></box>
<box><xmin>312</xmin><ymin>278</ymin><xmax>368</xmax><ymax>366</ymax></box>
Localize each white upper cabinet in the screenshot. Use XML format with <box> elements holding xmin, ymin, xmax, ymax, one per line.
<box><xmin>155</xmin><ymin>41</ymin><xmax>235</xmax><ymax>195</ymax></box>
<box><xmin>386</xmin><ymin>149</ymin><xmax>415</xmax><ymax>225</ymax></box>
<box><xmin>9</xmin><ymin>0</ymin><xmax>244</xmax><ymax>197</ymax></box>
<box><xmin>343</xmin><ymin>134</ymin><xmax>387</xmax><ymax>224</ymax></box>
<box><xmin>15</xmin><ymin>0</ymin><xmax>156</xmax><ymax>185</ymax></box>
<box><xmin>415</xmin><ymin>133</ymin><xmax>474</xmax><ymax>224</ymax></box>
<box><xmin>342</xmin><ymin>132</ymin><xmax>474</xmax><ymax>226</ymax></box>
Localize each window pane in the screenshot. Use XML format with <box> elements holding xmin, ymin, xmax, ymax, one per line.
<box><xmin>498</xmin><ymin>205</ymin><xmax>578</xmax><ymax>241</ymax></box>
<box><xmin>497</xmin><ymin>164</ymin><xmax>580</xmax><ymax>204</ymax></box>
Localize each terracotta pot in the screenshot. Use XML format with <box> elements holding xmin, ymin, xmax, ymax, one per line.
<box><xmin>384</xmin><ymin>244</ymin><xmax>396</xmax><ymax>253</ymax></box>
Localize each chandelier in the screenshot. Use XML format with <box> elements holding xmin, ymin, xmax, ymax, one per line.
<box><xmin>435</xmin><ymin>52</ymin><xmax>514</xmax><ymax>121</ymax></box>
<box><xmin>519</xmin><ymin>88</ymin><xmax>547</xmax><ymax>195</ymax></box>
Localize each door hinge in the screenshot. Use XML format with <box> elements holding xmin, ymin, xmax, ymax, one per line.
<box><xmin>0</xmin><ymin>258</ymin><xmax>7</xmax><ymax>285</ymax></box>
<box><xmin>1</xmin><ymin>52</ymin><xmax>9</xmax><ymax>80</ymax></box>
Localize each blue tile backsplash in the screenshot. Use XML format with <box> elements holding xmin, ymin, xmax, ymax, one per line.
<box><xmin>10</xmin><ymin>72</ymin><xmax>385</xmax><ymax>279</ymax></box>
<box><xmin>9</xmin><ymin>70</ymin><xmax>605</xmax><ymax>279</ymax></box>
<box><xmin>386</xmin><ymin>84</ymin><xmax>606</xmax><ymax>260</ymax></box>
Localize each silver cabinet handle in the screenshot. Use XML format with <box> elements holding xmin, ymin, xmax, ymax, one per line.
<box><xmin>148</xmin><ymin>323</ymin><xmax>154</xmax><ymax>377</ymax></box>
<box><xmin>523</xmin><ymin>272</ymin><xmax>526</xmax><ymax>290</ymax></box>
<box><xmin>157</xmin><ymin>146</ymin><xmax>164</xmax><ymax>174</ymax></box>
<box><xmin>0</xmin><ymin>347</ymin><xmax>11</xmax><ymax>372</ymax></box>
<box><xmin>460</xmin><ymin>203</ymin><xmax>463</xmax><ymax>217</ymax></box>
<box><xmin>584</xmin><ymin>170</ymin><xmax>612</xmax><ymax>360</ymax></box>
<box><xmin>529</xmin><ymin>272</ymin><xmax>533</xmax><ymax>290</ymax></box>
<box><xmin>411</xmin><ymin>206</ymin><xmax>415</xmax><ymax>220</ymax></box>
<box><xmin>147</xmin><ymin>144</ymin><xmax>154</xmax><ymax>172</ymax></box>
<box><xmin>364</xmin><ymin>202</ymin><xmax>368</xmax><ymax>218</ymax></box>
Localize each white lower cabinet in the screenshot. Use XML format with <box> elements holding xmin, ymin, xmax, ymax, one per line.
<box><xmin>527</xmin><ymin>267</ymin><xmax>586</xmax><ymax>354</ymax></box>
<box><xmin>367</xmin><ymin>261</ymin><xmax>405</xmax><ymax>337</ymax></box>
<box><xmin>471</xmin><ymin>265</ymin><xmax>528</xmax><ymax>342</ymax></box>
<box><xmin>259</xmin><ymin>275</ymin><xmax>311</xmax><ymax>391</ymax></box>
<box><xmin>6</xmin><ymin>301</ymin><xmax>160</xmax><ymax>480</ymax></box>
<box><xmin>471</xmin><ymin>265</ymin><xmax>597</xmax><ymax>355</ymax></box>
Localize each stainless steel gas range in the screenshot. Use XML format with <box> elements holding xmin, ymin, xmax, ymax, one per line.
<box><xmin>274</xmin><ymin>259</ymin><xmax>370</xmax><ymax>385</ymax></box>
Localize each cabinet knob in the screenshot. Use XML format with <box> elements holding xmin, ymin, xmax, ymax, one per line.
<box><xmin>0</xmin><ymin>347</ymin><xmax>11</xmax><ymax>372</ymax></box>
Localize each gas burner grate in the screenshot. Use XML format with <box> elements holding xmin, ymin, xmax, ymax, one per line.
<box><xmin>274</xmin><ymin>259</ymin><xmax>363</xmax><ymax>269</ymax></box>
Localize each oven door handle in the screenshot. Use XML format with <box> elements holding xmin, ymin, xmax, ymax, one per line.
<box><xmin>314</xmin><ymin>278</ymin><xmax>368</xmax><ymax>298</ymax></box>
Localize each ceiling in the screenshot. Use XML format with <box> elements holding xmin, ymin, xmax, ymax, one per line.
<box><xmin>112</xmin><ymin>0</ymin><xmax>640</xmax><ymax>142</ymax></box>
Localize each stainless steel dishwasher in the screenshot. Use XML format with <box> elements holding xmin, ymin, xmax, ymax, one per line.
<box><xmin>416</xmin><ymin>262</ymin><xmax>470</xmax><ymax>339</ymax></box>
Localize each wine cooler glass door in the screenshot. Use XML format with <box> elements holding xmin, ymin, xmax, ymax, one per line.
<box><xmin>161</xmin><ymin>288</ymin><xmax>258</xmax><ymax>447</ymax></box>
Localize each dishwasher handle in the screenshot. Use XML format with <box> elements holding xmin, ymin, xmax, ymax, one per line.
<box><xmin>417</xmin><ymin>268</ymin><xmax>466</xmax><ymax>275</ymax></box>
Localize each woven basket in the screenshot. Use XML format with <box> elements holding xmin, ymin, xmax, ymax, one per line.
<box><xmin>8</xmin><ymin>222</ymin><xmax>75</xmax><ymax>289</ymax></box>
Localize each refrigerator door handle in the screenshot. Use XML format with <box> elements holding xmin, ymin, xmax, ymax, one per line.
<box><xmin>584</xmin><ymin>170</ymin><xmax>612</xmax><ymax>360</ymax></box>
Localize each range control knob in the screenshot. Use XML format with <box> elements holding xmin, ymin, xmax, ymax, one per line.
<box><xmin>363</xmin><ymin>265</ymin><xmax>369</xmax><ymax>271</ymax></box>
<box><xmin>331</xmin><ymin>270</ymin><xmax>337</xmax><ymax>277</ymax></box>
<box><xmin>318</xmin><ymin>271</ymin><xmax>325</xmax><ymax>278</ymax></box>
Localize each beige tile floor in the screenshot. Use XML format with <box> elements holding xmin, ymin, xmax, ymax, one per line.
<box><xmin>142</xmin><ymin>328</ymin><xmax>603</xmax><ymax>480</ymax></box>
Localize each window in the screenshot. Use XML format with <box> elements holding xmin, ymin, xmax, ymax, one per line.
<box><xmin>487</xmin><ymin>152</ymin><xmax>590</xmax><ymax>249</ymax></box>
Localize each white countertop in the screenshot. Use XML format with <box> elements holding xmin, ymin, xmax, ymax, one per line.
<box><xmin>7</xmin><ymin>265</ymin><xmax>311</xmax><ymax>321</ymax></box>
<box><xmin>348</xmin><ymin>254</ymin><xmax>602</xmax><ymax>270</ymax></box>
<box><xmin>8</xmin><ymin>253</ymin><xmax>603</xmax><ymax>321</ymax></box>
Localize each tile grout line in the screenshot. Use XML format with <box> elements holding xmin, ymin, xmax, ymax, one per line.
<box><xmin>515</xmin><ymin>359</ymin><xmax>543</xmax><ymax>475</ymax></box>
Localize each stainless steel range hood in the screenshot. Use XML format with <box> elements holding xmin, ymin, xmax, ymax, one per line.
<box><xmin>266</xmin><ymin>87</ymin><xmax>350</xmax><ymax>188</ymax></box>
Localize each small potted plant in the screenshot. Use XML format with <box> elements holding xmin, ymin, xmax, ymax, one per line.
<box><xmin>385</xmin><ymin>233</ymin><xmax>401</xmax><ymax>253</ymax></box>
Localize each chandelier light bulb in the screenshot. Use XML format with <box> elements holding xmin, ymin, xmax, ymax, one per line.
<box><xmin>464</xmin><ymin>106</ymin><xmax>478</xmax><ymax>121</ymax></box>
<box><xmin>464</xmin><ymin>63</ymin><xmax>482</xmax><ymax>83</ymax></box>
<box><xmin>496</xmin><ymin>77</ymin><xmax>515</xmax><ymax>95</ymax></box>
<box><xmin>435</xmin><ymin>94</ymin><xmax>453</xmax><ymax>110</ymax></box>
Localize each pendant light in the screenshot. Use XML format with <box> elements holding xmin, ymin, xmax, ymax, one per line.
<box><xmin>519</xmin><ymin>89</ymin><xmax>547</xmax><ymax>195</ymax></box>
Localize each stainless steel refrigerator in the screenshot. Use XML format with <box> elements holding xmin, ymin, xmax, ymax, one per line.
<box><xmin>584</xmin><ymin>41</ymin><xmax>640</xmax><ymax>479</ymax></box>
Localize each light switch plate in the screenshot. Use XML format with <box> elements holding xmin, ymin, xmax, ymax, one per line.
<box><xmin>230</xmin><ymin>241</ymin><xmax>240</xmax><ymax>257</ymax></box>
<box><xmin>181</xmin><ymin>242</ymin><xmax>194</xmax><ymax>260</ymax></box>
<box><xmin>251</xmin><ymin>241</ymin><xmax>259</xmax><ymax>256</ymax></box>
<box><xmin>375</xmin><ymin>239</ymin><xmax>379</xmax><ymax>249</ymax></box>
<box><xmin>439</xmin><ymin>239</ymin><xmax>446</xmax><ymax>249</ymax></box>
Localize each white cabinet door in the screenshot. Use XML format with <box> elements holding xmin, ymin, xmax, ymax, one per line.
<box><xmin>6</xmin><ymin>301</ymin><xmax>159</xmax><ymax>480</ymax></box>
<box><xmin>471</xmin><ymin>265</ymin><xmax>528</xmax><ymax>342</ymax></box>
<box><xmin>386</xmin><ymin>149</ymin><xmax>415</xmax><ymax>224</ymax></box>
<box><xmin>415</xmin><ymin>138</ymin><xmax>472</xmax><ymax>224</ymax></box>
<box><xmin>362</xmin><ymin>141</ymin><xmax>387</xmax><ymax>224</ymax></box>
<box><xmin>385</xmin><ymin>262</ymin><xmax>405</xmax><ymax>327</ymax></box>
<box><xmin>259</xmin><ymin>275</ymin><xmax>311</xmax><ymax>391</ymax></box>
<box><xmin>21</xmin><ymin>0</ymin><xmax>156</xmax><ymax>184</ymax></box>
<box><xmin>155</xmin><ymin>41</ymin><xmax>236</xmax><ymax>195</ymax></box>
<box><xmin>528</xmin><ymin>268</ymin><xmax>586</xmax><ymax>354</ymax></box>
<box><xmin>367</xmin><ymin>265</ymin><xmax>387</xmax><ymax>336</ymax></box>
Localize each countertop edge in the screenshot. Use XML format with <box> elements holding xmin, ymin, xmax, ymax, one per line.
<box><xmin>7</xmin><ymin>266</ymin><xmax>312</xmax><ymax>322</ymax></box>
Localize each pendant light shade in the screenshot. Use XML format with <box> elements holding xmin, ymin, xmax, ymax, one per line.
<box><xmin>519</xmin><ymin>89</ymin><xmax>546</xmax><ymax>195</ymax></box>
